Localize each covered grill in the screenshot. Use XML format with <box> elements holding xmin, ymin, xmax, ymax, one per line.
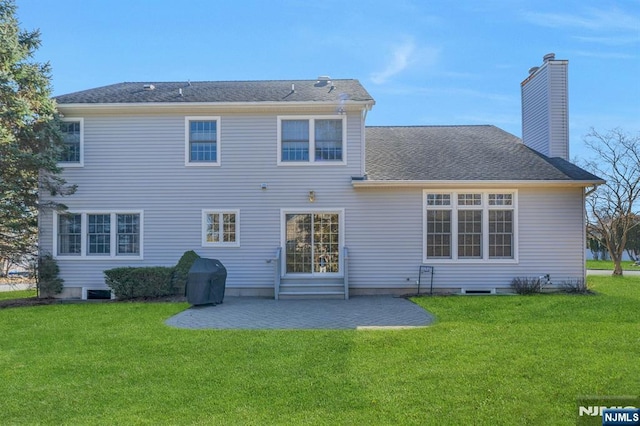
<box><xmin>186</xmin><ymin>258</ymin><xmax>227</xmax><ymax>305</ymax></box>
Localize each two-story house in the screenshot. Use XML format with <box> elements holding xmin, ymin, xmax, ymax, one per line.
<box><xmin>41</xmin><ymin>54</ymin><xmax>603</xmax><ymax>299</ymax></box>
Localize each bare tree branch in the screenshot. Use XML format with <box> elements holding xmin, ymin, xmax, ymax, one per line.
<box><xmin>583</xmin><ymin>128</ymin><xmax>640</xmax><ymax>275</ymax></box>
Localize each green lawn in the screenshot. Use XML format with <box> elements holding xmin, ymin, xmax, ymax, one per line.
<box><xmin>1</xmin><ymin>276</ymin><xmax>638</xmax><ymax>425</ymax></box>
<box><xmin>0</xmin><ymin>289</ymin><xmax>36</xmax><ymax>301</ymax></box>
<box><xmin>586</xmin><ymin>259</ymin><xmax>638</xmax><ymax>270</ymax></box>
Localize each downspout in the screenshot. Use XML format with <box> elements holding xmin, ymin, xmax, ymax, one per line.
<box><xmin>360</xmin><ymin>105</ymin><xmax>371</xmax><ymax>177</ymax></box>
<box><xmin>583</xmin><ymin>184</ymin><xmax>600</xmax><ymax>282</ymax></box>
<box><xmin>584</xmin><ymin>185</ymin><xmax>598</xmax><ymax>197</ymax></box>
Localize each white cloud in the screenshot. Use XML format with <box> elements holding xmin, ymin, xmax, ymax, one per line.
<box><xmin>569</xmin><ymin>49</ymin><xmax>635</xmax><ymax>59</ymax></box>
<box><xmin>370</xmin><ymin>40</ymin><xmax>417</xmax><ymax>84</ymax></box>
<box><xmin>369</xmin><ymin>39</ymin><xmax>442</xmax><ymax>84</ymax></box>
<box><xmin>523</xmin><ymin>7</ymin><xmax>640</xmax><ymax>33</ymax></box>
<box><xmin>573</xmin><ymin>35</ymin><xmax>639</xmax><ymax>46</ymax></box>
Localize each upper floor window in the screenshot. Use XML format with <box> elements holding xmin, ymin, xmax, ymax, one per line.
<box><xmin>424</xmin><ymin>191</ymin><xmax>517</xmax><ymax>262</ymax></box>
<box><xmin>58</xmin><ymin>118</ymin><xmax>83</xmax><ymax>166</ymax></box>
<box><xmin>281</xmin><ymin>120</ymin><xmax>309</xmax><ymax>161</ymax></box>
<box><xmin>185</xmin><ymin>116</ymin><xmax>220</xmax><ymax>166</ymax></box>
<box><xmin>278</xmin><ymin>116</ymin><xmax>346</xmax><ymax>165</ymax></box>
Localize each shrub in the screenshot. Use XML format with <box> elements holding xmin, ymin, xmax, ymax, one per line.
<box><xmin>172</xmin><ymin>250</ymin><xmax>200</xmax><ymax>295</ymax></box>
<box><xmin>104</xmin><ymin>267</ymin><xmax>174</xmax><ymax>300</ymax></box>
<box><xmin>510</xmin><ymin>277</ymin><xmax>543</xmax><ymax>295</ymax></box>
<box><xmin>37</xmin><ymin>254</ymin><xmax>64</xmax><ymax>298</ymax></box>
<box><xmin>560</xmin><ymin>278</ymin><xmax>592</xmax><ymax>294</ymax></box>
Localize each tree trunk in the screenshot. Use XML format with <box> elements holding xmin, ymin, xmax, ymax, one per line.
<box><xmin>612</xmin><ymin>259</ymin><xmax>623</xmax><ymax>276</ymax></box>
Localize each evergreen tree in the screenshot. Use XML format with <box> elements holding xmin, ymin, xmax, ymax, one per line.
<box><xmin>0</xmin><ymin>0</ymin><xmax>75</xmax><ymax>270</ymax></box>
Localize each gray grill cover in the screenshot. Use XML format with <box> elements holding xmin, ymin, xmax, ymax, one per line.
<box><xmin>186</xmin><ymin>258</ymin><xmax>227</xmax><ymax>305</ymax></box>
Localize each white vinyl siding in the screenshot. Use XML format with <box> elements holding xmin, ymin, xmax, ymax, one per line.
<box><xmin>40</xmin><ymin>112</ymin><xmax>362</xmax><ymax>292</ymax></box>
<box><xmin>345</xmin><ymin>186</ymin><xmax>584</xmax><ymax>291</ymax></box>
<box><xmin>40</xmin><ymin>108</ymin><xmax>587</xmax><ymax>296</ymax></box>
<box><xmin>521</xmin><ymin>60</ymin><xmax>569</xmax><ymax>160</ymax></box>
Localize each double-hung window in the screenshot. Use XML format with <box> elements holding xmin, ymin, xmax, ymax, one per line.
<box><xmin>278</xmin><ymin>116</ymin><xmax>345</xmax><ymax>164</ymax></box>
<box><xmin>55</xmin><ymin>212</ymin><xmax>143</xmax><ymax>258</ymax></box>
<box><xmin>202</xmin><ymin>210</ymin><xmax>239</xmax><ymax>247</ymax></box>
<box><xmin>58</xmin><ymin>214</ymin><xmax>82</xmax><ymax>255</ymax></box>
<box><xmin>117</xmin><ymin>214</ymin><xmax>141</xmax><ymax>255</ymax></box>
<box><xmin>281</xmin><ymin>120</ymin><xmax>310</xmax><ymax>161</ymax></box>
<box><xmin>457</xmin><ymin>193</ymin><xmax>483</xmax><ymax>259</ymax></box>
<box><xmin>424</xmin><ymin>191</ymin><xmax>516</xmax><ymax>262</ymax></box>
<box><xmin>185</xmin><ymin>117</ymin><xmax>220</xmax><ymax>166</ymax></box>
<box><xmin>87</xmin><ymin>214</ymin><xmax>111</xmax><ymax>255</ymax></box>
<box><xmin>58</xmin><ymin>118</ymin><xmax>83</xmax><ymax>166</ymax></box>
<box><xmin>425</xmin><ymin>194</ymin><xmax>452</xmax><ymax>259</ymax></box>
<box><xmin>488</xmin><ymin>194</ymin><xmax>515</xmax><ymax>259</ymax></box>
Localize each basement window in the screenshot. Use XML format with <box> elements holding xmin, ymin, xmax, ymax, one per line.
<box><xmin>83</xmin><ymin>288</ymin><xmax>113</xmax><ymax>300</ymax></box>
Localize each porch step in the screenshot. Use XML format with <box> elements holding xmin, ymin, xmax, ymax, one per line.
<box><xmin>278</xmin><ymin>291</ymin><xmax>345</xmax><ymax>300</ymax></box>
<box><xmin>277</xmin><ymin>279</ymin><xmax>347</xmax><ymax>299</ymax></box>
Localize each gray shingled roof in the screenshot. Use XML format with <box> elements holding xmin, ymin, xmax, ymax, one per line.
<box><xmin>54</xmin><ymin>79</ymin><xmax>373</xmax><ymax>104</ymax></box>
<box><xmin>365</xmin><ymin>126</ymin><xmax>602</xmax><ymax>182</ymax></box>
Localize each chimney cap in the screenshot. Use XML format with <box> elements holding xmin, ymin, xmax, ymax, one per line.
<box><xmin>528</xmin><ymin>66</ymin><xmax>540</xmax><ymax>75</ymax></box>
<box><xmin>543</xmin><ymin>53</ymin><xmax>556</xmax><ymax>62</ymax></box>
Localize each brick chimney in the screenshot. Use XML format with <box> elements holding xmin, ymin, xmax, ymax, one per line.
<box><xmin>521</xmin><ymin>53</ymin><xmax>569</xmax><ymax>159</ymax></box>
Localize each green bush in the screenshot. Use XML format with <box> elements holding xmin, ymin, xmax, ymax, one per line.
<box><xmin>172</xmin><ymin>250</ymin><xmax>200</xmax><ymax>295</ymax></box>
<box><xmin>37</xmin><ymin>254</ymin><xmax>64</xmax><ymax>297</ymax></box>
<box><xmin>104</xmin><ymin>267</ymin><xmax>174</xmax><ymax>300</ymax></box>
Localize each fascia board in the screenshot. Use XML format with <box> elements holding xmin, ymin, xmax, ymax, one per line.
<box><xmin>56</xmin><ymin>100</ymin><xmax>374</xmax><ymax>115</ymax></box>
<box><xmin>352</xmin><ymin>179</ymin><xmax>605</xmax><ymax>188</ymax></box>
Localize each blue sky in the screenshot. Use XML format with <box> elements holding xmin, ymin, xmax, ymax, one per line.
<box><xmin>16</xmin><ymin>0</ymin><xmax>639</xmax><ymax>160</ymax></box>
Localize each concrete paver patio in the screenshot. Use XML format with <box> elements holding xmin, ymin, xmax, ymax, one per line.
<box><xmin>165</xmin><ymin>296</ymin><xmax>434</xmax><ymax>330</ymax></box>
